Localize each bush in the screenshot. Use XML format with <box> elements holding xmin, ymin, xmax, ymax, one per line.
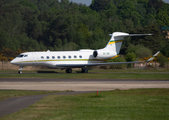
<box><xmin>125</xmin><ymin>52</ymin><xmax>136</xmax><ymax>61</ymax></box>
<box><xmin>156</xmin><ymin>54</ymin><xmax>168</xmax><ymax>68</ymax></box>
<box><xmin>135</xmin><ymin>45</ymin><xmax>152</xmax><ymax>59</ymax></box>
<box><xmin>126</xmin><ymin>44</ymin><xmax>152</xmax><ymax>59</ymax></box>
<box><xmin>108</xmin><ymin>56</ymin><xmax>127</xmax><ymax>69</ymax></box>
<box><xmin>125</xmin><ymin>53</ymin><xmax>136</xmax><ymax>68</ymax></box>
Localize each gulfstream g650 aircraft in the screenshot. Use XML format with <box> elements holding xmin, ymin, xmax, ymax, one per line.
<box><xmin>10</xmin><ymin>32</ymin><xmax>159</xmax><ymax>74</ymax></box>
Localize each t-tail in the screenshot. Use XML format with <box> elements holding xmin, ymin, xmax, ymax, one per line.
<box><xmin>93</xmin><ymin>32</ymin><xmax>153</xmax><ymax>59</ymax></box>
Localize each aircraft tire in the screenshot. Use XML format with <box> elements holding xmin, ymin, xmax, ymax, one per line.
<box><xmin>18</xmin><ymin>71</ymin><xmax>22</xmax><ymax>74</ymax></box>
<box><xmin>81</xmin><ymin>69</ymin><xmax>88</xmax><ymax>73</ymax></box>
<box><xmin>66</xmin><ymin>69</ymin><xmax>72</xmax><ymax>73</ymax></box>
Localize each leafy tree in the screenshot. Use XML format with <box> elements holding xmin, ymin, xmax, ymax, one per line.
<box><xmin>161</xmin><ymin>43</ymin><xmax>169</xmax><ymax>57</ymax></box>
<box><xmin>125</xmin><ymin>52</ymin><xmax>136</xmax><ymax>68</ymax></box>
<box><xmin>129</xmin><ymin>25</ymin><xmax>164</xmax><ymax>53</ymax></box>
<box><xmin>156</xmin><ymin>11</ymin><xmax>169</xmax><ymax>26</ymax></box>
<box><xmin>0</xmin><ymin>0</ymin><xmax>168</xmax><ymax>59</ymax></box>
<box><xmin>126</xmin><ymin>44</ymin><xmax>152</xmax><ymax>59</ymax></box>
<box><xmin>19</xmin><ymin>0</ymin><xmax>37</xmax><ymax>9</ymax></box>
<box><xmin>125</xmin><ymin>52</ymin><xmax>136</xmax><ymax>61</ymax></box>
<box><xmin>90</xmin><ymin>0</ymin><xmax>109</xmax><ymax>12</ymax></box>
<box><xmin>148</xmin><ymin>0</ymin><xmax>163</xmax><ymax>11</ymax></box>
<box><xmin>0</xmin><ymin>30</ymin><xmax>9</xmax><ymax>50</ymax></box>
<box><xmin>156</xmin><ymin>54</ymin><xmax>168</xmax><ymax>68</ymax></box>
<box><xmin>108</xmin><ymin>56</ymin><xmax>127</xmax><ymax>69</ymax></box>
<box><xmin>135</xmin><ymin>45</ymin><xmax>152</xmax><ymax>59</ymax></box>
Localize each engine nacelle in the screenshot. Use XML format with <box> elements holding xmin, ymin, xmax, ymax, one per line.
<box><xmin>93</xmin><ymin>50</ymin><xmax>116</xmax><ymax>59</ymax></box>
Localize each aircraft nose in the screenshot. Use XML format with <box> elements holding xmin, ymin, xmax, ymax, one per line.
<box><xmin>10</xmin><ymin>59</ymin><xmax>15</xmax><ymax>64</ymax></box>
<box><xmin>10</xmin><ymin>59</ymin><xmax>17</xmax><ymax>65</ymax></box>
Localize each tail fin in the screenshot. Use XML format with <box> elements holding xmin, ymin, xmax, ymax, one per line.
<box><xmin>104</xmin><ymin>32</ymin><xmax>153</xmax><ymax>54</ymax></box>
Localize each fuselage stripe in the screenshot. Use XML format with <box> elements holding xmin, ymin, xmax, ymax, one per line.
<box><xmin>108</xmin><ymin>40</ymin><xmax>123</xmax><ymax>45</ymax></box>
<box><xmin>20</xmin><ymin>59</ymin><xmax>105</xmax><ymax>63</ymax></box>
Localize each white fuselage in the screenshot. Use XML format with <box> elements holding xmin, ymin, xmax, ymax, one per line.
<box><xmin>10</xmin><ymin>50</ymin><xmax>115</xmax><ymax>68</ymax></box>
<box><xmin>11</xmin><ymin>32</ymin><xmax>152</xmax><ymax>72</ymax></box>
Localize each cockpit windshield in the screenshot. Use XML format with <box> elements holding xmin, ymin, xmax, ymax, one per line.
<box><xmin>17</xmin><ymin>54</ymin><xmax>28</xmax><ymax>58</ymax></box>
<box><xmin>17</xmin><ymin>54</ymin><xmax>24</xmax><ymax>57</ymax></box>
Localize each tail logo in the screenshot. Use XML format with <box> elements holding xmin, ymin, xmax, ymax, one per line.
<box><xmin>108</xmin><ymin>40</ymin><xmax>123</xmax><ymax>45</ymax></box>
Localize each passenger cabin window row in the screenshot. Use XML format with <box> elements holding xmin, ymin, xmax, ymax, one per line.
<box><xmin>40</xmin><ymin>55</ymin><xmax>83</xmax><ymax>59</ymax></box>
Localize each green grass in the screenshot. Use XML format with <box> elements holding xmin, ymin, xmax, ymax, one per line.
<box><xmin>0</xmin><ymin>90</ymin><xmax>58</xmax><ymax>102</ymax></box>
<box><xmin>1</xmin><ymin>89</ymin><xmax>169</xmax><ymax>120</ymax></box>
<box><xmin>1</xmin><ymin>68</ymin><xmax>169</xmax><ymax>73</ymax></box>
<box><xmin>0</xmin><ymin>69</ymin><xmax>169</xmax><ymax>79</ymax></box>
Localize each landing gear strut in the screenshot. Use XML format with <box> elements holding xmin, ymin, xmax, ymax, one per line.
<box><xmin>81</xmin><ymin>68</ymin><xmax>88</xmax><ymax>73</ymax></box>
<box><xmin>66</xmin><ymin>68</ymin><xmax>72</xmax><ymax>73</ymax></box>
<box><xmin>18</xmin><ymin>66</ymin><xmax>24</xmax><ymax>74</ymax></box>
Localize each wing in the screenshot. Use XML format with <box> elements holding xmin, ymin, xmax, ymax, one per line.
<box><xmin>56</xmin><ymin>61</ymin><xmax>143</xmax><ymax>69</ymax></box>
<box><xmin>56</xmin><ymin>51</ymin><xmax>160</xmax><ymax>69</ymax></box>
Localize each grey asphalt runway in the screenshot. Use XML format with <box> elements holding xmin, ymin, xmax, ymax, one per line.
<box><xmin>0</xmin><ymin>78</ymin><xmax>169</xmax><ymax>91</ymax></box>
<box><xmin>0</xmin><ymin>78</ymin><xmax>169</xmax><ymax>117</ymax></box>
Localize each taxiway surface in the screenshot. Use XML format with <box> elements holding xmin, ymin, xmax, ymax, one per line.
<box><xmin>0</xmin><ymin>78</ymin><xmax>169</xmax><ymax>117</ymax></box>
<box><xmin>0</xmin><ymin>78</ymin><xmax>169</xmax><ymax>91</ymax></box>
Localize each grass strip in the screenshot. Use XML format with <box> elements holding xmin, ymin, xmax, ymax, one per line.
<box><xmin>0</xmin><ymin>72</ymin><xmax>169</xmax><ymax>79</ymax></box>
<box><xmin>1</xmin><ymin>89</ymin><xmax>169</xmax><ymax>120</ymax></box>
<box><xmin>0</xmin><ymin>90</ymin><xmax>58</xmax><ymax>102</ymax></box>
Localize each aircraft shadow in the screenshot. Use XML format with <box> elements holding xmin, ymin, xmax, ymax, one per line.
<box><xmin>37</xmin><ymin>71</ymin><xmax>59</xmax><ymax>73</ymax></box>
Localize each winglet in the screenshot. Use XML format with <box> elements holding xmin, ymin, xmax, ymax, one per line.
<box><xmin>146</xmin><ymin>51</ymin><xmax>160</xmax><ymax>62</ymax></box>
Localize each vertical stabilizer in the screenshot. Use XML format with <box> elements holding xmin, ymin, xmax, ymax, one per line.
<box><xmin>104</xmin><ymin>32</ymin><xmax>129</xmax><ymax>54</ymax></box>
<box><xmin>104</xmin><ymin>32</ymin><xmax>153</xmax><ymax>55</ymax></box>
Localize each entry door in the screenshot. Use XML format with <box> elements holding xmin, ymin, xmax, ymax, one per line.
<box><xmin>32</xmin><ymin>53</ymin><xmax>38</xmax><ymax>65</ymax></box>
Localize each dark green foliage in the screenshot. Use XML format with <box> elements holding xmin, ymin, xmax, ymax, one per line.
<box><xmin>148</xmin><ymin>0</ymin><xmax>163</xmax><ymax>11</ymax></box>
<box><xmin>161</xmin><ymin>43</ymin><xmax>169</xmax><ymax>57</ymax></box>
<box><xmin>126</xmin><ymin>44</ymin><xmax>152</xmax><ymax>59</ymax></box>
<box><xmin>90</xmin><ymin>0</ymin><xmax>109</xmax><ymax>12</ymax></box>
<box><xmin>125</xmin><ymin>52</ymin><xmax>136</xmax><ymax>61</ymax></box>
<box><xmin>108</xmin><ymin>56</ymin><xmax>127</xmax><ymax>69</ymax></box>
<box><xmin>125</xmin><ymin>52</ymin><xmax>136</xmax><ymax>68</ymax></box>
<box><xmin>129</xmin><ymin>25</ymin><xmax>164</xmax><ymax>53</ymax></box>
<box><xmin>0</xmin><ymin>0</ymin><xmax>168</xmax><ymax>58</ymax></box>
<box><xmin>157</xmin><ymin>54</ymin><xmax>168</xmax><ymax>68</ymax></box>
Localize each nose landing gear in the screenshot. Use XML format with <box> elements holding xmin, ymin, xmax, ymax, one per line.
<box><xmin>18</xmin><ymin>66</ymin><xmax>24</xmax><ymax>74</ymax></box>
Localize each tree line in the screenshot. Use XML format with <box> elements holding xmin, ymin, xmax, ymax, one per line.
<box><xmin>0</xmin><ymin>0</ymin><xmax>169</xmax><ymax>61</ymax></box>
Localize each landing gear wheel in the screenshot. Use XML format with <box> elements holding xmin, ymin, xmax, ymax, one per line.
<box><xmin>66</xmin><ymin>69</ymin><xmax>72</xmax><ymax>73</ymax></box>
<box><xmin>18</xmin><ymin>66</ymin><xmax>24</xmax><ymax>74</ymax></box>
<box><xmin>18</xmin><ymin>71</ymin><xmax>22</xmax><ymax>74</ymax></box>
<box><xmin>81</xmin><ymin>68</ymin><xmax>88</xmax><ymax>73</ymax></box>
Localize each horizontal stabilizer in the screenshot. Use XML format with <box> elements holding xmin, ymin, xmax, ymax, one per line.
<box><xmin>146</xmin><ymin>51</ymin><xmax>160</xmax><ymax>62</ymax></box>
<box><xmin>109</xmin><ymin>32</ymin><xmax>153</xmax><ymax>38</ymax></box>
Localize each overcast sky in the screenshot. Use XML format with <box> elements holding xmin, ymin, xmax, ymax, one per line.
<box><xmin>68</xmin><ymin>0</ymin><xmax>169</xmax><ymax>6</ymax></box>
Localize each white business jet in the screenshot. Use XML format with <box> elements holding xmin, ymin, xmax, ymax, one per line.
<box><xmin>10</xmin><ymin>32</ymin><xmax>159</xmax><ymax>74</ymax></box>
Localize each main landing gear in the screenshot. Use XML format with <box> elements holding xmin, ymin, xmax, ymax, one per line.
<box><xmin>66</xmin><ymin>68</ymin><xmax>72</xmax><ymax>73</ymax></box>
<box><xmin>65</xmin><ymin>68</ymin><xmax>88</xmax><ymax>73</ymax></box>
<box><xmin>18</xmin><ymin>66</ymin><xmax>23</xmax><ymax>74</ymax></box>
<box><xmin>81</xmin><ymin>68</ymin><xmax>88</xmax><ymax>73</ymax></box>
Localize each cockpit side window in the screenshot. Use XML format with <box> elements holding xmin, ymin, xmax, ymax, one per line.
<box><xmin>17</xmin><ymin>54</ymin><xmax>24</xmax><ymax>57</ymax></box>
<box><xmin>24</xmin><ymin>55</ymin><xmax>28</xmax><ymax>57</ymax></box>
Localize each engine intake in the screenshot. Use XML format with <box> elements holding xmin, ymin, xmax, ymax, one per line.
<box><xmin>93</xmin><ymin>50</ymin><xmax>116</xmax><ymax>59</ymax></box>
<box><xmin>93</xmin><ymin>50</ymin><xmax>98</xmax><ymax>57</ymax></box>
